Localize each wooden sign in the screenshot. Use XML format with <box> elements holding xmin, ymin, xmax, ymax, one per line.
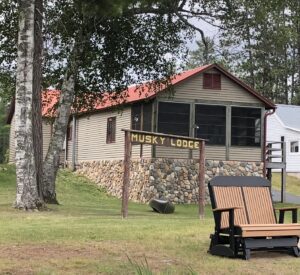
<box><xmin>131</xmin><ymin>133</ymin><xmax>200</xmax><ymax>149</ymax></box>
<box><xmin>121</xmin><ymin>129</ymin><xmax>206</xmax><ymax>220</ymax></box>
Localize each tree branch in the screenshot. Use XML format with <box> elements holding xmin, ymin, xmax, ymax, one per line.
<box><xmin>176</xmin><ymin>12</ymin><xmax>207</xmax><ymax>49</ymax></box>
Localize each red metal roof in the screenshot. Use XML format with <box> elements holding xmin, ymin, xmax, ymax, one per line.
<box><xmin>41</xmin><ymin>65</ymin><xmax>212</xmax><ymax>117</ymax></box>
<box><xmin>7</xmin><ymin>64</ymin><xmax>275</xmax><ymax>123</ymax></box>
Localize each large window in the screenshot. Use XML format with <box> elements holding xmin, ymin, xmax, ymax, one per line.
<box><xmin>195</xmin><ymin>105</ymin><xmax>226</xmax><ymax>145</ymax></box>
<box><xmin>106</xmin><ymin>117</ymin><xmax>116</xmax><ymax>143</ymax></box>
<box><xmin>231</xmin><ymin>107</ymin><xmax>261</xmax><ymax>146</ymax></box>
<box><xmin>158</xmin><ymin>102</ymin><xmax>190</xmax><ymax>136</ymax></box>
<box><xmin>131</xmin><ymin>102</ymin><xmax>152</xmax><ymax>131</ymax></box>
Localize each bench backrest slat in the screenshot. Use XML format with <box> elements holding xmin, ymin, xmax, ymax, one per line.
<box><xmin>242</xmin><ymin>187</ymin><xmax>276</xmax><ymax>224</ymax></box>
<box><xmin>213</xmin><ymin>186</ymin><xmax>248</xmax><ymax>228</ymax></box>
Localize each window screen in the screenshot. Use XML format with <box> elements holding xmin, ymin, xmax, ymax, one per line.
<box><xmin>131</xmin><ymin>104</ymin><xmax>141</xmax><ymax>130</ymax></box>
<box><xmin>106</xmin><ymin>117</ymin><xmax>116</xmax><ymax>143</ymax></box>
<box><xmin>158</xmin><ymin>102</ymin><xmax>190</xmax><ymax>136</ymax></box>
<box><xmin>131</xmin><ymin>102</ymin><xmax>152</xmax><ymax>131</ymax></box>
<box><xmin>143</xmin><ymin>102</ymin><xmax>152</xmax><ymax>132</ymax></box>
<box><xmin>231</xmin><ymin>107</ymin><xmax>261</xmax><ymax>146</ymax></box>
<box><xmin>195</xmin><ymin>105</ymin><xmax>226</xmax><ymax>145</ymax></box>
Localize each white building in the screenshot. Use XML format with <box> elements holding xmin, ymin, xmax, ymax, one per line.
<box><xmin>267</xmin><ymin>104</ymin><xmax>300</xmax><ymax>173</ymax></box>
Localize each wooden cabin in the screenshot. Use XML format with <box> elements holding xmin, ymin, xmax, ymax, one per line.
<box><xmin>7</xmin><ymin>64</ymin><xmax>276</xmax><ymax>203</ymax></box>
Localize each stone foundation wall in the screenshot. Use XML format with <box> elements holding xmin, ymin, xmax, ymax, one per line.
<box><xmin>76</xmin><ymin>159</ymin><xmax>264</xmax><ymax>204</ymax></box>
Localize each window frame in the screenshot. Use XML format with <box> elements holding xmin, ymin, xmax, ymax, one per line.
<box><xmin>106</xmin><ymin>116</ymin><xmax>116</xmax><ymax>144</ymax></box>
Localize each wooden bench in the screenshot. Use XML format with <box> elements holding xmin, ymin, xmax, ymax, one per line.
<box><xmin>208</xmin><ymin>176</ymin><xmax>300</xmax><ymax>259</ymax></box>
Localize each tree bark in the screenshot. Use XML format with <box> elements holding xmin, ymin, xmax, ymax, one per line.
<box><xmin>42</xmin><ymin>49</ymin><xmax>79</xmax><ymax>203</ymax></box>
<box><xmin>14</xmin><ymin>0</ymin><xmax>43</xmax><ymax>210</ymax></box>
<box><xmin>32</xmin><ymin>0</ymin><xmax>43</xmax><ymax>198</ymax></box>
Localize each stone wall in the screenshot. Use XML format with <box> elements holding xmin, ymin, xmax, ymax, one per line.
<box><xmin>76</xmin><ymin>159</ymin><xmax>264</xmax><ymax>204</ymax></box>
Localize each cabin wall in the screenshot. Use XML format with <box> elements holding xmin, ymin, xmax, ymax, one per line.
<box><xmin>70</xmin><ymin>107</ymin><xmax>151</xmax><ymax>164</ymax></box>
<box><xmin>156</xmin><ymin>68</ymin><xmax>264</xmax><ymax>161</ymax></box>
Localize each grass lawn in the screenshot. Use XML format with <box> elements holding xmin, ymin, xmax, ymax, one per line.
<box><xmin>272</xmin><ymin>173</ymin><xmax>300</xmax><ymax>196</ymax></box>
<box><xmin>1</xmin><ymin>165</ymin><xmax>300</xmax><ymax>274</ymax></box>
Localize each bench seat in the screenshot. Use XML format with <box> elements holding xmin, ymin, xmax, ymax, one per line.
<box><xmin>237</xmin><ymin>224</ymin><xmax>300</xmax><ymax>237</ymax></box>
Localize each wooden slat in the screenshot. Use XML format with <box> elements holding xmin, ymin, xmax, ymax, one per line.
<box><xmin>213</xmin><ymin>186</ymin><xmax>247</xmax><ymax>229</ymax></box>
<box><xmin>242</xmin><ymin>187</ymin><xmax>276</xmax><ymax>224</ymax></box>
<box><xmin>242</xmin><ymin>230</ymin><xmax>300</xmax><ymax>237</ymax></box>
<box><xmin>240</xmin><ymin>224</ymin><xmax>300</xmax><ymax>237</ymax></box>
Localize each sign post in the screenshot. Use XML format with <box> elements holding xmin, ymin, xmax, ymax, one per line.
<box><xmin>121</xmin><ymin>129</ymin><xmax>206</xmax><ymax>219</ymax></box>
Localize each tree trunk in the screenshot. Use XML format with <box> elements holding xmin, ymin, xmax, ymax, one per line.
<box><xmin>32</xmin><ymin>0</ymin><xmax>43</xmax><ymax>198</ymax></box>
<box><xmin>14</xmin><ymin>0</ymin><xmax>43</xmax><ymax>210</ymax></box>
<box><xmin>42</xmin><ymin>54</ymin><xmax>78</xmax><ymax>203</ymax></box>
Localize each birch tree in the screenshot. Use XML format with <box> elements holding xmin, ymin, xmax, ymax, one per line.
<box><xmin>14</xmin><ymin>0</ymin><xmax>43</xmax><ymax>209</ymax></box>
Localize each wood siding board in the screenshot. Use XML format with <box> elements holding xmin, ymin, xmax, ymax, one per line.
<box><xmin>229</xmin><ymin>147</ymin><xmax>262</xmax><ymax>162</ymax></box>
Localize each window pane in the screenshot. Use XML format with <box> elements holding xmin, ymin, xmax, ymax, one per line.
<box><xmin>158</xmin><ymin>102</ymin><xmax>190</xmax><ymax>136</ymax></box>
<box><xmin>195</xmin><ymin>105</ymin><xmax>226</xmax><ymax>145</ymax></box>
<box><xmin>143</xmin><ymin>102</ymin><xmax>152</xmax><ymax>132</ymax></box>
<box><xmin>231</xmin><ymin>107</ymin><xmax>261</xmax><ymax>146</ymax></box>
<box><xmin>291</xmin><ymin>141</ymin><xmax>299</xmax><ymax>153</ymax></box>
<box><xmin>131</xmin><ymin>104</ymin><xmax>141</xmax><ymax>130</ymax></box>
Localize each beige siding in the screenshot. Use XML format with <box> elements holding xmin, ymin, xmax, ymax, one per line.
<box><xmin>230</xmin><ymin>147</ymin><xmax>262</xmax><ymax>162</ymax></box>
<box><xmin>156</xmin><ymin>145</ymin><xmax>226</xmax><ymax>160</ymax></box>
<box><xmin>42</xmin><ymin>121</ymin><xmax>52</xmax><ymax>159</ymax></box>
<box><xmin>9</xmin><ymin>115</ymin><xmax>53</xmax><ymax>163</ymax></box>
<box><xmin>159</xmin><ymin>68</ymin><xmax>264</xmax><ymax>105</ymax></box>
<box><xmin>76</xmin><ymin>107</ymin><xmax>151</xmax><ymax>162</ymax></box>
<box><xmin>193</xmin><ymin>146</ymin><xmax>226</xmax><ymax>160</ymax></box>
<box><xmin>8</xmin><ymin>115</ymin><xmax>15</xmax><ymax>163</ymax></box>
<box><xmin>66</xmin><ymin>120</ymin><xmax>74</xmax><ymax>162</ymax></box>
<box><xmin>156</xmin><ymin>147</ymin><xmax>190</xmax><ymax>159</ymax></box>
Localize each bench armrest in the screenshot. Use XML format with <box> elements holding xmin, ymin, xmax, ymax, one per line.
<box><xmin>275</xmin><ymin>207</ymin><xmax>299</xmax><ymax>223</ymax></box>
<box><xmin>213</xmin><ymin>206</ymin><xmax>243</xmax><ymax>213</ymax></box>
<box><xmin>213</xmin><ymin>206</ymin><xmax>243</xmax><ymax>234</ymax></box>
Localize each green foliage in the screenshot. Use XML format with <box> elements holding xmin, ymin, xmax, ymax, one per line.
<box><xmin>43</xmin><ymin>0</ymin><xmax>192</xmax><ymax>111</ymax></box>
<box><xmin>185</xmin><ymin>37</ymin><xmax>231</xmax><ymax>69</ymax></box>
<box><xmin>0</xmin><ymin>0</ymin><xmax>17</xmax><ymax>102</ymax></box>
<box><xmin>0</xmin><ymin>101</ymin><xmax>10</xmax><ymax>163</ymax></box>
<box><xmin>218</xmin><ymin>0</ymin><xmax>300</xmax><ymax>104</ymax></box>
